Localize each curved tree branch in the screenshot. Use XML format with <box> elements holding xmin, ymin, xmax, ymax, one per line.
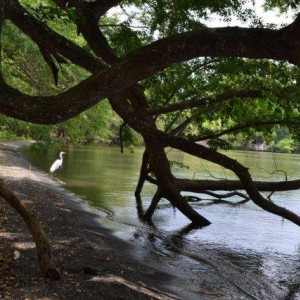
<box><xmin>135</xmin><ymin>149</ymin><xmax>150</xmax><ymax>197</ymax></box>
<box><xmin>119</xmin><ymin>122</ymin><xmax>126</xmax><ymax>153</ymax></box>
<box><xmin>88</xmin><ymin>0</ymin><xmax>122</xmax><ymax>20</ymax></box>
<box><xmin>143</xmin><ymin>189</ymin><xmax>162</xmax><ymax>222</ymax></box>
<box><xmin>71</xmin><ymin>1</ymin><xmax>118</xmax><ymax>64</ymax></box>
<box><xmin>0</xmin><ymin>1</ymin><xmax>299</xmax><ymax>124</ymax></box>
<box><xmin>5</xmin><ymin>1</ymin><xmax>105</xmax><ymax>74</ymax></box>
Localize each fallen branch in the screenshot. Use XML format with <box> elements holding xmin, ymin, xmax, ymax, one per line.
<box><xmin>177</xmin><ymin>178</ymin><xmax>300</xmax><ymax>192</ymax></box>
<box><xmin>0</xmin><ymin>179</ymin><xmax>60</xmax><ymax>280</ymax></box>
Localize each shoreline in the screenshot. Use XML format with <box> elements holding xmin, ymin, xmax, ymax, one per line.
<box><xmin>0</xmin><ymin>141</ymin><xmax>180</xmax><ymax>299</ymax></box>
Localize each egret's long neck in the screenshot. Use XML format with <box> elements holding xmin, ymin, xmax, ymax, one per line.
<box><xmin>59</xmin><ymin>153</ymin><xmax>64</xmax><ymax>159</ymax></box>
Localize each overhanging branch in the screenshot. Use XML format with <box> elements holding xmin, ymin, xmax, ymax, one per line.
<box><xmin>144</xmin><ymin>172</ymin><xmax>300</xmax><ymax>192</ymax></box>
<box><xmin>6</xmin><ymin>0</ymin><xmax>104</xmax><ymax>73</ymax></box>
<box><xmin>0</xmin><ymin>2</ymin><xmax>299</xmax><ymax>124</ymax></box>
<box><xmin>177</xmin><ymin>178</ymin><xmax>300</xmax><ymax>192</ymax></box>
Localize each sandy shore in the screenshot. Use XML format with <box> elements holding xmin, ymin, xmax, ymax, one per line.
<box><xmin>0</xmin><ymin>141</ymin><xmax>180</xmax><ymax>300</ymax></box>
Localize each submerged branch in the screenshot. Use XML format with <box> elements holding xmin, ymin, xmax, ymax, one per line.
<box><xmin>177</xmin><ymin>178</ymin><xmax>300</xmax><ymax>192</ymax></box>
<box><xmin>145</xmin><ymin>175</ymin><xmax>300</xmax><ymax>193</ymax></box>
<box><xmin>186</xmin><ymin>195</ymin><xmax>250</xmax><ymax>206</ymax></box>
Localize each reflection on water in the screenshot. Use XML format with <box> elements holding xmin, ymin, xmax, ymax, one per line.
<box><xmin>22</xmin><ymin>145</ymin><xmax>300</xmax><ymax>299</ymax></box>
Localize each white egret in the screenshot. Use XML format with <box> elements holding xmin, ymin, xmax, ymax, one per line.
<box><xmin>50</xmin><ymin>151</ymin><xmax>66</xmax><ymax>173</ymax></box>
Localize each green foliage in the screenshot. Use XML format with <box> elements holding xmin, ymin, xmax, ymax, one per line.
<box><xmin>207</xmin><ymin>139</ymin><xmax>233</xmax><ymax>151</ymax></box>
<box><xmin>268</xmin><ymin>127</ymin><xmax>299</xmax><ymax>153</ymax></box>
<box><xmin>21</xmin><ymin>0</ymin><xmax>73</xmax><ymax>23</ymax></box>
<box><xmin>144</xmin><ymin>54</ymin><xmax>300</xmax><ymax>151</ymax></box>
<box><xmin>273</xmin><ymin>137</ymin><xmax>295</xmax><ymax>153</ymax></box>
<box><xmin>119</xmin><ymin>124</ymin><xmax>142</xmax><ymax>147</ymax></box>
<box><xmin>63</xmin><ymin>101</ymin><xmax>119</xmax><ymax>145</ymax></box>
<box><xmin>1</xmin><ymin>0</ymin><xmax>299</xmax><ymax>153</ymax></box>
<box><xmin>107</xmin><ymin>24</ymin><xmax>148</xmax><ymax>57</ymax></box>
<box><xmin>0</xmin><ymin>18</ymin><xmax>118</xmax><ymax>146</ymax></box>
<box><xmin>120</xmin><ymin>0</ymin><xmax>256</xmax><ymax>36</ymax></box>
<box><xmin>264</xmin><ymin>0</ymin><xmax>300</xmax><ymax>11</ymax></box>
<box><xmin>0</xmin><ymin>129</ymin><xmax>17</xmax><ymax>141</ymax></box>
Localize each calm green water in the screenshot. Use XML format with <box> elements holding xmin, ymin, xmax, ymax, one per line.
<box><xmin>22</xmin><ymin>145</ymin><xmax>300</xmax><ymax>299</ymax></box>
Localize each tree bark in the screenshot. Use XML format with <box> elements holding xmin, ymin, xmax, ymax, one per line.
<box><xmin>143</xmin><ymin>189</ymin><xmax>162</xmax><ymax>222</ymax></box>
<box><xmin>135</xmin><ymin>149</ymin><xmax>150</xmax><ymax>197</ymax></box>
<box><xmin>143</xmin><ymin>139</ymin><xmax>211</xmax><ymax>226</ymax></box>
<box><xmin>176</xmin><ymin>178</ymin><xmax>300</xmax><ymax>192</ymax></box>
<box><xmin>0</xmin><ymin>180</ymin><xmax>60</xmax><ymax>280</ymax></box>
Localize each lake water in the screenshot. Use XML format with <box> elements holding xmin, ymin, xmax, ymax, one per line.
<box><xmin>22</xmin><ymin>145</ymin><xmax>300</xmax><ymax>299</ymax></box>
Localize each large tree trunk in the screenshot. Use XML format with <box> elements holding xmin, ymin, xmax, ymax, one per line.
<box><xmin>144</xmin><ymin>139</ymin><xmax>211</xmax><ymax>226</ymax></box>
<box><xmin>0</xmin><ymin>180</ymin><xmax>60</xmax><ymax>280</ymax></box>
<box><xmin>109</xmin><ymin>94</ymin><xmax>211</xmax><ymax>226</ymax></box>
